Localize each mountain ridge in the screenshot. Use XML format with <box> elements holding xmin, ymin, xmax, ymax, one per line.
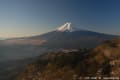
<box><xmin>1</xmin><ymin>23</ymin><xmax>118</xmax><ymax>49</ymax></box>
<box><xmin>17</xmin><ymin>38</ymin><xmax>120</xmax><ymax>80</ymax></box>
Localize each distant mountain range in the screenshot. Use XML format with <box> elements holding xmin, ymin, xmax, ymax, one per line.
<box><xmin>1</xmin><ymin>22</ymin><xmax>118</xmax><ymax>49</ymax></box>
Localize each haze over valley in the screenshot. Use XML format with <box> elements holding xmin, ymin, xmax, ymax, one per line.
<box><xmin>0</xmin><ymin>0</ymin><xmax>120</xmax><ymax>80</ymax></box>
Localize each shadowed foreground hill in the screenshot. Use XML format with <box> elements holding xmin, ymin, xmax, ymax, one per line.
<box><xmin>17</xmin><ymin>38</ymin><xmax>120</xmax><ymax>80</ymax></box>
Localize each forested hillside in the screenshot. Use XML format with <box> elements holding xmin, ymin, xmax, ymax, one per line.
<box><xmin>17</xmin><ymin>38</ymin><xmax>120</xmax><ymax>80</ymax></box>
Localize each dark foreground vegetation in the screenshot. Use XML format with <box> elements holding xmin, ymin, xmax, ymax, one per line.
<box><xmin>17</xmin><ymin>38</ymin><xmax>120</xmax><ymax>80</ymax></box>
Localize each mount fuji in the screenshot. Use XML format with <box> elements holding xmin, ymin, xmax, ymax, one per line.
<box><xmin>24</xmin><ymin>22</ymin><xmax>117</xmax><ymax>48</ymax></box>
<box><xmin>1</xmin><ymin>22</ymin><xmax>118</xmax><ymax>49</ymax></box>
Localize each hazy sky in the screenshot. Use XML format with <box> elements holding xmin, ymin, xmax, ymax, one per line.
<box><xmin>0</xmin><ymin>0</ymin><xmax>120</xmax><ymax>38</ymax></box>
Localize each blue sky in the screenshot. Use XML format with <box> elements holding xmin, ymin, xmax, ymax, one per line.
<box><xmin>0</xmin><ymin>0</ymin><xmax>120</xmax><ymax>38</ymax></box>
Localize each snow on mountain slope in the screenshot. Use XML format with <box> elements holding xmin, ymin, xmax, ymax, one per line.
<box><xmin>57</xmin><ymin>22</ymin><xmax>73</xmax><ymax>32</ymax></box>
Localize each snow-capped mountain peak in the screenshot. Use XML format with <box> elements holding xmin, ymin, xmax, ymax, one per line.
<box><xmin>57</xmin><ymin>22</ymin><xmax>73</xmax><ymax>32</ymax></box>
